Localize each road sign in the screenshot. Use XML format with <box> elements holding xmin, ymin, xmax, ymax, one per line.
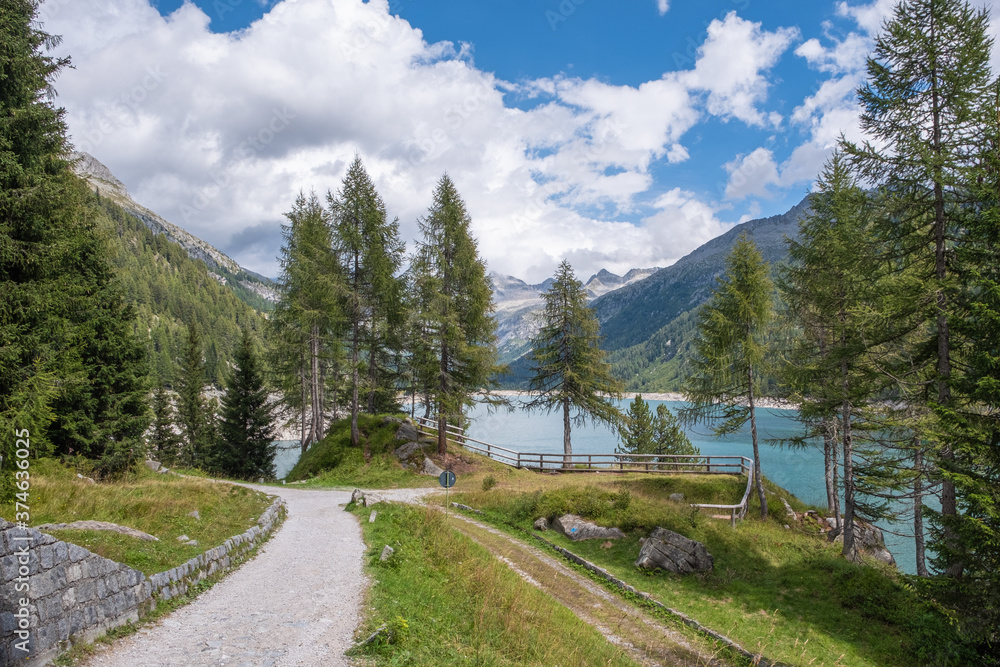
<box><xmin>439</xmin><ymin>470</ymin><xmax>456</xmax><ymax>488</ymax></box>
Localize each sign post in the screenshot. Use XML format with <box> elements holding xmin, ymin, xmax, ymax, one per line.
<box><xmin>439</xmin><ymin>470</ymin><xmax>456</xmax><ymax>518</ymax></box>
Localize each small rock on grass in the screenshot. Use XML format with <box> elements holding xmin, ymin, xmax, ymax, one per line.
<box><xmin>533</xmin><ymin>517</ymin><xmax>549</xmax><ymax>532</ymax></box>
<box><xmin>369</xmin><ymin>510</ymin><xmax>377</xmax><ymax>523</ymax></box>
<box><xmin>380</xmin><ymin>545</ymin><xmax>394</xmax><ymax>562</ymax></box>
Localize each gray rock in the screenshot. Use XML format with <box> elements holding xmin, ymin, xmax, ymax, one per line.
<box><xmin>420</xmin><ymin>457</ymin><xmax>444</xmax><ymax>477</ymax></box>
<box><xmin>393</xmin><ymin>441</ymin><xmax>425</xmax><ymax>465</ymax></box>
<box><xmin>380</xmin><ymin>545</ymin><xmax>394</xmax><ymax>562</ymax></box>
<box><xmin>669</xmin><ymin>493</ymin><xmax>685</xmax><ymax>502</ymax></box>
<box><xmin>76</xmin><ymin>473</ymin><xmax>96</xmax><ymax>484</ymax></box>
<box><xmin>144</xmin><ymin>459</ymin><xmax>161</xmax><ymax>472</ymax></box>
<box><xmin>533</xmin><ymin>517</ymin><xmax>549</xmax><ymax>532</ymax></box>
<box><xmin>351</xmin><ymin>489</ymin><xmax>366</xmax><ymax>505</ymax></box>
<box><xmin>551</xmin><ymin>514</ymin><xmax>625</xmax><ymax>541</ymax></box>
<box><xmin>634</xmin><ymin>527</ymin><xmax>713</xmax><ymax>574</ymax></box>
<box><xmin>395</xmin><ymin>422</ymin><xmax>422</xmax><ymax>442</ymax></box>
<box><xmin>829</xmin><ymin>518</ymin><xmax>897</xmax><ymax>566</ymax></box>
<box><xmin>186</xmin><ymin>540</ymin><xmax>199</xmax><ymax>547</ymax></box>
<box><xmin>188</xmin><ymin>510</ymin><xmax>201</xmax><ymax>520</ymax></box>
<box><xmin>36</xmin><ymin>521</ymin><xmax>159</xmax><ymax>542</ymax></box>
<box><xmin>781</xmin><ymin>497</ymin><xmax>798</xmax><ymax>521</ymax></box>
<box><xmin>176</xmin><ymin>534</ymin><xmax>190</xmax><ymax>542</ymax></box>
<box><xmin>369</xmin><ymin>511</ymin><xmax>377</xmax><ymax>524</ymax></box>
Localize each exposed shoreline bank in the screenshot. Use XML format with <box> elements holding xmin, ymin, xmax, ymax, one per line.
<box><xmin>486</xmin><ymin>389</ymin><xmax>798</xmax><ymax>411</ymax></box>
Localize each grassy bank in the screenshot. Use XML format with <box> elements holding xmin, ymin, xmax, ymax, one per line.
<box><xmin>0</xmin><ymin>459</ymin><xmax>273</xmax><ymax>575</ymax></box>
<box><xmin>349</xmin><ymin>500</ymin><xmax>640</xmax><ymax>666</ymax></box>
<box><xmin>451</xmin><ymin>474</ymin><xmax>970</xmax><ymax>666</ymax></box>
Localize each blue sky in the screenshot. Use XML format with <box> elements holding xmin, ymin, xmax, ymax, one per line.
<box><xmin>40</xmin><ymin>0</ymin><xmax>1000</xmax><ymax>281</ymax></box>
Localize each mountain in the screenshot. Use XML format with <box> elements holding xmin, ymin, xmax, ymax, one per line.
<box><xmin>72</xmin><ymin>152</ymin><xmax>277</xmax><ymax>310</ymax></box>
<box><xmin>490</xmin><ymin>267</ymin><xmax>659</xmax><ymax>364</ymax></box>
<box><xmin>71</xmin><ymin>154</ymin><xmax>271</xmax><ymax>385</ymax></box>
<box><xmin>596</xmin><ymin>196</ymin><xmax>813</xmax><ymax>391</ymax></box>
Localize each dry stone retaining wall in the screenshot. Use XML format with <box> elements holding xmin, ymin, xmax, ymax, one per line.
<box><xmin>1</xmin><ymin>498</ymin><xmax>284</xmax><ymax>667</ymax></box>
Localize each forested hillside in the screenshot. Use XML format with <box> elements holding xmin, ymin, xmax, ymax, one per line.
<box><xmin>96</xmin><ymin>196</ymin><xmax>266</xmax><ymax>386</ymax></box>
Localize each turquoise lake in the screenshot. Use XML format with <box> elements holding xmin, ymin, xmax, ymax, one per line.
<box><xmin>273</xmin><ymin>397</ymin><xmax>923</xmax><ymax>574</ymax></box>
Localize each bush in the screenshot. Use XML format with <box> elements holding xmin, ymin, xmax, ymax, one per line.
<box><xmin>482</xmin><ymin>474</ymin><xmax>497</xmax><ymax>491</ymax></box>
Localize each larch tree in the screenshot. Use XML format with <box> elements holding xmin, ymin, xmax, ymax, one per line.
<box><xmin>680</xmin><ymin>234</ymin><xmax>774</xmax><ymax>519</ymax></box>
<box><xmin>526</xmin><ymin>260</ymin><xmax>622</xmax><ymax>465</ymax></box>
<box><xmin>328</xmin><ymin>156</ymin><xmax>405</xmax><ymax>459</ymax></box>
<box><xmin>270</xmin><ymin>191</ymin><xmax>344</xmax><ymax>454</ymax></box>
<box><xmin>412</xmin><ymin>174</ymin><xmax>501</xmax><ymax>456</ymax></box>
<box><xmin>842</xmin><ymin>0</ymin><xmax>994</xmax><ymax>576</ymax></box>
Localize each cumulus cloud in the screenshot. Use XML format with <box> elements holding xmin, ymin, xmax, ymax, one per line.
<box><xmin>686</xmin><ymin>12</ymin><xmax>800</xmax><ymax>127</ymax></box>
<box><xmin>724</xmin><ymin>148</ymin><xmax>780</xmax><ymax>200</ymax></box>
<box><xmin>656</xmin><ymin>0</ymin><xmax>670</xmax><ymax>16</ymax></box>
<box><xmin>40</xmin><ymin>0</ymin><xmax>819</xmax><ymax>282</ymax></box>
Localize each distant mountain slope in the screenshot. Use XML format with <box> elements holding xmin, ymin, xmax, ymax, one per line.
<box><xmin>491</xmin><ymin>267</ymin><xmax>659</xmax><ymax>364</ymax></box>
<box><xmin>592</xmin><ymin>196</ymin><xmax>811</xmax><ymax>352</ymax></box>
<box><xmin>72</xmin><ymin>152</ymin><xmax>277</xmax><ymax>311</ymax></box>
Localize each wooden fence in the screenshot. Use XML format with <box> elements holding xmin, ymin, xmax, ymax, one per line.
<box><xmin>414</xmin><ymin>416</ymin><xmax>754</xmax><ymax>526</ymax></box>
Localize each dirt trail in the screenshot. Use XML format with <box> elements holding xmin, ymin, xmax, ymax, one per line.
<box><xmin>445</xmin><ymin>511</ymin><xmax>729</xmax><ymax>667</ymax></box>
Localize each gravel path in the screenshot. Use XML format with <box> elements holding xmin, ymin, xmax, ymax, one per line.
<box><xmin>80</xmin><ymin>485</ymin><xmax>438</xmax><ymax>667</ymax></box>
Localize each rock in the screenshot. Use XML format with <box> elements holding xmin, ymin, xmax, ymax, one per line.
<box><xmin>76</xmin><ymin>473</ymin><xmax>96</xmax><ymax>484</ymax></box>
<box><xmin>369</xmin><ymin>511</ymin><xmax>377</xmax><ymax>524</ymax></box>
<box><xmin>829</xmin><ymin>518</ymin><xmax>897</xmax><ymax>566</ymax></box>
<box><xmin>36</xmin><ymin>520</ymin><xmax>159</xmax><ymax>542</ymax></box>
<box><xmin>551</xmin><ymin>514</ymin><xmax>625</xmax><ymax>541</ymax></box>
<box><xmin>420</xmin><ymin>457</ymin><xmax>444</xmax><ymax>477</ymax></box>
<box><xmin>186</xmin><ymin>539</ymin><xmax>199</xmax><ymax>547</ymax></box>
<box><xmin>177</xmin><ymin>534</ymin><xmax>190</xmax><ymax>542</ymax></box>
<box><xmin>634</xmin><ymin>527</ymin><xmax>714</xmax><ymax>574</ymax></box>
<box><xmin>351</xmin><ymin>489</ymin><xmax>366</xmax><ymax>505</ymax></box>
<box><xmin>380</xmin><ymin>545</ymin><xmax>394</xmax><ymax>562</ymax></box>
<box><xmin>395</xmin><ymin>422</ymin><xmax>422</xmax><ymax>442</ymax></box>
<box><xmin>393</xmin><ymin>441</ymin><xmax>426</xmax><ymax>467</ymax></box>
<box><xmin>669</xmin><ymin>493</ymin><xmax>685</xmax><ymax>502</ymax></box>
<box><xmin>188</xmin><ymin>510</ymin><xmax>201</xmax><ymax>520</ymax></box>
<box><xmin>144</xmin><ymin>459</ymin><xmax>161</xmax><ymax>472</ymax></box>
<box><xmin>781</xmin><ymin>497</ymin><xmax>798</xmax><ymax>521</ymax></box>
<box><xmin>533</xmin><ymin>517</ymin><xmax>549</xmax><ymax>532</ymax></box>
<box><xmin>158</xmin><ymin>468</ymin><xmax>169</xmax><ymax>474</ymax></box>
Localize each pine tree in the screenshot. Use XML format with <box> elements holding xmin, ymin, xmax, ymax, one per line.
<box><xmin>526</xmin><ymin>260</ymin><xmax>622</xmax><ymax>464</ymax></box>
<box><xmin>653</xmin><ymin>404</ymin><xmax>698</xmax><ymax>458</ymax></box>
<box><xmin>680</xmin><ymin>234</ymin><xmax>774</xmax><ymax>518</ymax></box>
<box><xmin>213</xmin><ymin>328</ymin><xmax>276</xmax><ymax>480</ymax></box>
<box><xmin>270</xmin><ymin>191</ymin><xmax>344</xmax><ymax>454</ymax></box>
<box><xmin>0</xmin><ymin>0</ymin><xmax>149</xmax><ymax>479</ymax></box>
<box><xmin>618</xmin><ymin>395</ymin><xmax>655</xmax><ymax>460</ymax></box>
<box><xmin>842</xmin><ymin>0</ymin><xmax>994</xmax><ymax>576</ymax></box>
<box><xmin>413</xmin><ymin>174</ymin><xmax>501</xmax><ymax>456</ymax></box>
<box><xmin>148</xmin><ymin>384</ymin><xmax>181</xmax><ymax>467</ymax></box>
<box><xmin>176</xmin><ymin>321</ymin><xmax>208</xmax><ymax>467</ymax></box>
<box><xmin>329</xmin><ymin>156</ymin><xmax>405</xmax><ymax>459</ymax></box>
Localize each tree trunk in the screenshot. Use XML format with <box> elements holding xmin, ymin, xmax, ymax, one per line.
<box><xmin>351</xmin><ymin>313</ymin><xmax>362</xmax><ymax>454</ymax></box>
<box><xmin>823</xmin><ymin>417</ymin><xmax>841</xmax><ymax>527</ymax></box>
<box><xmin>438</xmin><ymin>340</ymin><xmax>449</xmax><ymax>456</ymax></box>
<box><xmin>310</xmin><ymin>326</ymin><xmax>323</xmax><ymax>443</ymax></box>
<box><xmin>300</xmin><ymin>363</ymin><xmax>310</xmax><ymax>455</ymax></box>
<box><xmin>841</xmin><ymin>358</ymin><xmax>857</xmax><ymax>561</ymax></box>
<box><xmin>748</xmin><ymin>364</ymin><xmax>767</xmax><ymax>519</ymax></box>
<box><xmin>914</xmin><ymin>444</ymin><xmax>928</xmax><ymax>577</ymax></box>
<box><xmin>563</xmin><ymin>396</ymin><xmax>572</xmax><ymax>468</ymax></box>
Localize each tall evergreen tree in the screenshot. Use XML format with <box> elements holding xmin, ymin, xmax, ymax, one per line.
<box><xmin>617</xmin><ymin>395</ymin><xmax>655</xmax><ymax>460</ymax></box>
<box><xmin>842</xmin><ymin>0</ymin><xmax>995</xmax><ymax>576</ymax></box>
<box><xmin>270</xmin><ymin>191</ymin><xmax>344</xmax><ymax>453</ymax></box>
<box><xmin>653</xmin><ymin>404</ymin><xmax>698</xmax><ymax>459</ymax></box>
<box><xmin>148</xmin><ymin>384</ymin><xmax>180</xmax><ymax>467</ymax></box>
<box><xmin>175</xmin><ymin>321</ymin><xmax>208</xmax><ymax>467</ymax></box>
<box><xmin>526</xmin><ymin>260</ymin><xmax>622</xmax><ymax>464</ymax></box>
<box><xmin>680</xmin><ymin>234</ymin><xmax>774</xmax><ymax>519</ymax></box>
<box><xmin>412</xmin><ymin>174</ymin><xmax>501</xmax><ymax>456</ymax></box>
<box><xmin>213</xmin><ymin>328</ymin><xmax>276</xmax><ymax>480</ymax></box>
<box><xmin>328</xmin><ymin>156</ymin><xmax>405</xmax><ymax>459</ymax></box>
<box><xmin>0</xmin><ymin>0</ymin><xmax>149</xmax><ymax>479</ymax></box>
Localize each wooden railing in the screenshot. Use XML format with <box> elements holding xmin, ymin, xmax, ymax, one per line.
<box><xmin>414</xmin><ymin>416</ymin><xmax>755</xmax><ymax>526</ymax></box>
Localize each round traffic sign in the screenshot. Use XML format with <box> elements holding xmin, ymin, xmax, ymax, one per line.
<box><xmin>439</xmin><ymin>470</ymin><xmax>456</xmax><ymax>488</ymax></box>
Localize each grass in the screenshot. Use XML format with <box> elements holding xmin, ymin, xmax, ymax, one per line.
<box><xmin>0</xmin><ymin>458</ymin><xmax>274</xmax><ymax>575</ymax></box>
<box><xmin>284</xmin><ymin>413</ymin><xmax>440</xmax><ymax>488</ymax></box>
<box><xmin>349</xmin><ymin>500</ymin><xmax>640</xmax><ymax>666</ymax></box>
<box><xmin>451</xmin><ymin>472</ymin><xmax>972</xmax><ymax>667</ymax></box>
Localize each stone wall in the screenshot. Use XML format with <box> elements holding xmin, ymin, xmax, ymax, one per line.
<box><xmin>1</xmin><ymin>498</ymin><xmax>285</xmax><ymax>667</ymax></box>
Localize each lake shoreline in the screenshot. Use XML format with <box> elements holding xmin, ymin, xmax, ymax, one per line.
<box><xmin>485</xmin><ymin>389</ymin><xmax>798</xmax><ymax>411</ymax></box>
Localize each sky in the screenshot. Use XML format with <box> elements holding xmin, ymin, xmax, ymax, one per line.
<box><xmin>37</xmin><ymin>0</ymin><xmax>1000</xmax><ymax>283</ymax></box>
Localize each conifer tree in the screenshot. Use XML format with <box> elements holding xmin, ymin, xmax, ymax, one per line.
<box><xmin>270</xmin><ymin>191</ymin><xmax>344</xmax><ymax>453</ymax></box>
<box><xmin>526</xmin><ymin>260</ymin><xmax>622</xmax><ymax>464</ymax></box>
<box><xmin>0</xmin><ymin>0</ymin><xmax>149</xmax><ymax>477</ymax></box>
<box><xmin>214</xmin><ymin>328</ymin><xmax>276</xmax><ymax>480</ymax></box>
<box><xmin>680</xmin><ymin>234</ymin><xmax>774</xmax><ymax>518</ymax></box>
<box><xmin>148</xmin><ymin>384</ymin><xmax>180</xmax><ymax>467</ymax></box>
<box><xmin>842</xmin><ymin>0</ymin><xmax>994</xmax><ymax>575</ymax></box>
<box><xmin>653</xmin><ymin>404</ymin><xmax>698</xmax><ymax>458</ymax></box>
<box><xmin>176</xmin><ymin>321</ymin><xmax>208</xmax><ymax>467</ymax></box>
<box><xmin>413</xmin><ymin>174</ymin><xmax>501</xmax><ymax>456</ymax></box>
<box><xmin>618</xmin><ymin>395</ymin><xmax>655</xmax><ymax>460</ymax></box>
<box><xmin>329</xmin><ymin>156</ymin><xmax>405</xmax><ymax>459</ymax></box>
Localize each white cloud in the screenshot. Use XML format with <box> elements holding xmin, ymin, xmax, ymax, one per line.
<box><xmin>40</xmin><ymin>0</ymin><xmax>818</xmax><ymax>283</ymax></box>
<box><xmin>656</xmin><ymin>0</ymin><xmax>670</xmax><ymax>16</ymax></box>
<box><xmin>686</xmin><ymin>12</ymin><xmax>800</xmax><ymax>127</ymax></box>
<box><xmin>724</xmin><ymin>148</ymin><xmax>780</xmax><ymax>200</ymax></box>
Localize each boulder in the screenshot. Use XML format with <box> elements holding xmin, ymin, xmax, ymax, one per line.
<box><xmin>669</xmin><ymin>493</ymin><xmax>685</xmax><ymax>502</ymax></box>
<box><xmin>534</xmin><ymin>517</ymin><xmax>549</xmax><ymax>532</ymax></box>
<box><xmin>380</xmin><ymin>545</ymin><xmax>394</xmax><ymax>562</ymax></box>
<box><xmin>393</xmin><ymin>441</ymin><xmax>426</xmax><ymax>467</ymax></box>
<box><xmin>634</xmin><ymin>527</ymin><xmax>713</xmax><ymax>574</ymax></box>
<box><xmin>351</xmin><ymin>489</ymin><xmax>366</xmax><ymax>505</ymax></box>
<box><xmin>395</xmin><ymin>421</ymin><xmax>423</xmax><ymax>443</ymax></box>
<box><xmin>551</xmin><ymin>514</ymin><xmax>625</xmax><ymax>541</ymax></box>
<box><xmin>144</xmin><ymin>459</ymin><xmax>161</xmax><ymax>472</ymax></box>
<box><xmin>37</xmin><ymin>520</ymin><xmax>159</xmax><ymax>542</ymax></box>
<box><xmin>827</xmin><ymin>518</ymin><xmax>896</xmax><ymax>566</ymax></box>
<box><xmin>420</xmin><ymin>457</ymin><xmax>445</xmax><ymax>477</ymax></box>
